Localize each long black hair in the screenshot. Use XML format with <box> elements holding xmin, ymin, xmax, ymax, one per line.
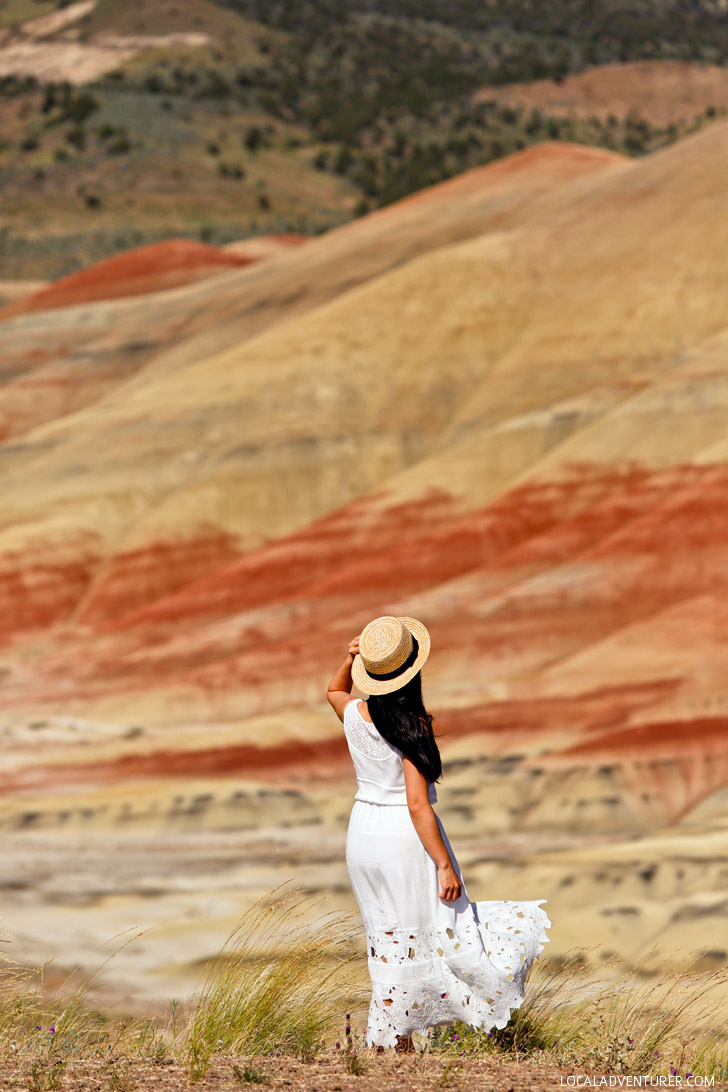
<box><xmin>367</xmin><ymin>637</ymin><xmax>443</xmax><ymax>785</ymax></box>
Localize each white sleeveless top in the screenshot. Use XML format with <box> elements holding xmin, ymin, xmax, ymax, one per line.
<box><xmin>343</xmin><ymin>697</ymin><xmax>438</xmax><ymax>807</ymax></box>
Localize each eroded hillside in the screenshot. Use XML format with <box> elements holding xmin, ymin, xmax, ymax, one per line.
<box><xmin>1</xmin><ymin>126</ymin><xmax>727</xmax><ymax>1022</ymax></box>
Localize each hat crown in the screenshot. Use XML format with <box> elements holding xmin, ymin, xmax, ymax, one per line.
<box><xmin>359</xmin><ymin>616</ymin><xmax>413</xmax><ymax>673</ymax></box>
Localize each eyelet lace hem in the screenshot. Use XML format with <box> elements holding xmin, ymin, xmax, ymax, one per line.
<box><xmin>363</xmin><ymin>900</ymin><xmax>551</xmax><ymax>1049</ymax></box>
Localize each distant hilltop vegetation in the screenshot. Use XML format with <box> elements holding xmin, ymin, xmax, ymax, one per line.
<box><xmin>2</xmin><ymin>0</ymin><xmax>728</xmax><ymax>278</ymax></box>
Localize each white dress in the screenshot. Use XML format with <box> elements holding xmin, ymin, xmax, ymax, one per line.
<box><xmin>343</xmin><ymin>697</ymin><xmax>551</xmax><ymax>1050</ymax></box>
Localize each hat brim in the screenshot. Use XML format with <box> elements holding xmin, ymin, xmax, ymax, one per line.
<box><xmin>351</xmin><ymin>616</ymin><xmax>431</xmax><ymax>696</ymax></box>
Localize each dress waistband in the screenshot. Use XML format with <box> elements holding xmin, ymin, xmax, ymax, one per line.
<box><xmin>353</xmin><ymin>785</ymin><xmax>438</xmax><ymax>806</ymax></box>
<box><xmin>353</xmin><ymin>797</ymin><xmax>409</xmax><ymax>807</ymax></box>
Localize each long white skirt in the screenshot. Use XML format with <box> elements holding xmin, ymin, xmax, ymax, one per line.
<box><xmin>345</xmin><ymin>799</ymin><xmax>551</xmax><ymax>1049</ymax></box>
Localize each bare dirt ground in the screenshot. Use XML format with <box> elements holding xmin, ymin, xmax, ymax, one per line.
<box><xmin>474</xmin><ymin>60</ymin><xmax>728</xmax><ymax>125</ymax></box>
<box><xmin>19</xmin><ymin>1</ymin><xmax>97</xmax><ymax>40</ymax></box>
<box><xmin>0</xmin><ymin>0</ymin><xmax>214</xmax><ymax>84</ymax></box>
<box><xmin>0</xmin><ymin>1053</ymin><xmax>676</xmax><ymax>1092</ymax></box>
<box><xmin>0</xmin><ymin>36</ymin><xmax>208</xmax><ymax>84</ymax></box>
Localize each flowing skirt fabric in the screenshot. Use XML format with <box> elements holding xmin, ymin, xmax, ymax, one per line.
<box><xmin>345</xmin><ymin>799</ymin><xmax>551</xmax><ymax>1049</ymax></box>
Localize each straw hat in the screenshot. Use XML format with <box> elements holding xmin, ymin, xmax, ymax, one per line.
<box><xmin>351</xmin><ymin>615</ymin><xmax>431</xmax><ymax>696</ymax></box>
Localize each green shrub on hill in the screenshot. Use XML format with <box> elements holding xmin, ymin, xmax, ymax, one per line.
<box><xmin>3</xmin><ymin>0</ymin><xmax>728</xmax><ymax>278</ymax></box>
<box><xmin>217</xmin><ymin>160</ymin><xmax>246</xmax><ymax>178</ymax></box>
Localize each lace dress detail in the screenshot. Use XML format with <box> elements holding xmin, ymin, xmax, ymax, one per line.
<box><xmin>365</xmin><ymin>902</ymin><xmax>551</xmax><ymax>1049</ymax></box>
<box><xmin>344</xmin><ymin>700</ymin><xmax>401</xmax><ymax>760</ymax></box>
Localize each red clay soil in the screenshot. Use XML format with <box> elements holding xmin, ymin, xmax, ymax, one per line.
<box><xmin>0</xmin><ymin>531</ymin><xmax>102</xmax><ymax>643</ymax></box>
<box><xmin>3</xmin><ymin>458</ymin><xmax>728</xmax><ymax>830</ymax></box>
<box><xmin>387</xmin><ymin>142</ymin><xmax>627</xmax><ymax>212</ymax></box>
<box><xmin>69</xmin><ymin>527</ymin><xmax>244</xmax><ymax>629</ymax></box>
<box><xmin>0</xmin><ymin>354</ymin><xmax>151</xmax><ymax>443</ymax></box>
<box><xmin>80</xmin><ymin>463</ymin><xmax>662</xmax><ymax>637</ymax></box>
<box><xmin>77</xmin><ymin>485</ymin><xmax>461</xmax><ymax>630</ymax></box>
<box><xmin>0</xmin><ymin>345</ymin><xmax>60</xmax><ymax>372</ymax></box>
<box><xmin>81</xmin><ymin>460</ymin><xmax>728</xmax><ymax>691</ymax></box>
<box><xmin>224</xmin><ymin>232</ymin><xmax>310</xmax><ymax>259</ymax></box>
<box><xmin>5</xmin><ymin>459</ymin><xmax>723</xmax><ymax>651</ymax></box>
<box><xmin>542</xmin><ymin>715</ymin><xmax>728</xmax><ymax>825</ymax></box>
<box><xmin>0</xmin><ymin>679</ymin><xmax>682</xmax><ymax>796</ymax></box>
<box><xmin>3</xmin><ymin>461</ymin><xmax>728</xmax><ymax>703</ymax></box>
<box><xmin>553</xmin><ymin>715</ymin><xmax>728</xmax><ymax>760</ymax></box>
<box><xmin>0</xmin><ymin>239</ymin><xmax>259</xmax><ymax>319</ymax></box>
<box><xmin>439</xmin><ymin>680</ymin><xmax>681</xmax><ymax>745</ymax></box>
<box><xmin>0</xmin><ymin>528</ymin><xmax>246</xmax><ymax>646</ymax></box>
<box><xmin>263</xmin><ymin>233</ymin><xmax>309</xmax><ymax>246</ymax></box>
<box><xmin>0</xmin><ymin>733</ymin><xmax>354</xmax><ymax>796</ymax></box>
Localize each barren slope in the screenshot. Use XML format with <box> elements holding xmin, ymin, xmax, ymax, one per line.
<box><xmin>475</xmin><ymin>60</ymin><xmax>728</xmax><ymax>125</ymax></box>
<box><xmin>2</xmin><ymin>126</ymin><xmax>728</xmax><ymax>1010</ymax></box>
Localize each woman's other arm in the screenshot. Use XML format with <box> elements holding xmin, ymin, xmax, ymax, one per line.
<box><xmin>403</xmin><ymin>757</ymin><xmax>462</xmax><ymax>902</ymax></box>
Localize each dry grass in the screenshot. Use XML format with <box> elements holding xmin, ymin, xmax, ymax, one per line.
<box><xmin>426</xmin><ymin>943</ymin><xmax>728</xmax><ymax>1082</ymax></box>
<box><xmin>175</xmin><ymin>882</ymin><xmax>367</xmax><ymax>1078</ymax></box>
<box><xmin>1</xmin><ymin>886</ymin><xmax>727</xmax><ymax>1090</ymax></box>
<box><xmin>0</xmin><ymin>1</ymin><xmax>57</xmax><ymax>31</ymax></box>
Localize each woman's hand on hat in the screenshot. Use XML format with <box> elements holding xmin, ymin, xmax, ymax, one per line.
<box><xmin>348</xmin><ymin>635</ymin><xmax>361</xmax><ymax>657</ymax></box>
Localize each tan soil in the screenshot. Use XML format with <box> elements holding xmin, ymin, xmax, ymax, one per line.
<box><xmin>474</xmin><ymin>60</ymin><xmax>728</xmax><ymax>125</ymax></box>
<box><xmin>20</xmin><ymin>1</ymin><xmax>97</xmax><ymax>40</ymax></box>
<box><xmin>3</xmin><ymin>1053</ymin><xmax>699</xmax><ymax>1092</ymax></box>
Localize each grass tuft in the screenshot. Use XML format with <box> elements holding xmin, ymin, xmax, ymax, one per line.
<box><xmin>0</xmin><ymin>919</ymin><xmax>158</xmax><ymax>1063</ymax></box>
<box><xmin>427</xmin><ymin>940</ymin><xmax>728</xmax><ymax>1081</ymax></box>
<box><xmin>230</xmin><ymin>1060</ymin><xmax>272</xmax><ymax>1083</ymax></box>
<box><xmin>173</xmin><ymin>879</ymin><xmax>368</xmax><ymax>1080</ymax></box>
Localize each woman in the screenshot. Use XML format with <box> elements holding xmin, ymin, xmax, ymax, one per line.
<box><xmin>327</xmin><ymin>614</ymin><xmax>551</xmax><ymax>1054</ymax></box>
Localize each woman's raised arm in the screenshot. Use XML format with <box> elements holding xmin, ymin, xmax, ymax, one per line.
<box><xmin>327</xmin><ymin>635</ymin><xmax>360</xmax><ymax>721</ymax></box>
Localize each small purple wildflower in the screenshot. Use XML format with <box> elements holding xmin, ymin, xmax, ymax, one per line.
<box><xmin>627</xmin><ymin>1037</ymin><xmax>633</xmax><ymax>1045</ymax></box>
<box><xmin>686</xmin><ymin>1073</ymin><xmax>693</xmax><ymax>1080</ymax></box>
<box><xmin>36</xmin><ymin>1026</ymin><xmax>42</xmax><ymax>1031</ymax></box>
<box><xmin>452</xmin><ymin>1033</ymin><xmax>460</xmax><ymax>1041</ymax></box>
<box><xmin>440</xmin><ymin>992</ymin><xmax>447</xmax><ymax>998</ymax></box>
<box><xmin>335</xmin><ymin>1042</ymin><xmax>340</xmax><ymax>1049</ymax></box>
<box><xmin>670</xmin><ymin>1067</ymin><xmax>678</xmax><ymax>1076</ymax></box>
<box><xmin>49</xmin><ymin>1027</ymin><xmax>55</xmax><ymax>1035</ymax></box>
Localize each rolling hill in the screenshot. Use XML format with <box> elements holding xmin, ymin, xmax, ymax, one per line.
<box><xmin>1</xmin><ymin>121</ymin><xmax>728</xmax><ymax>1018</ymax></box>
<box><xmin>1</xmin><ymin>0</ymin><xmax>727</xmax><ymax>279</ymax></box>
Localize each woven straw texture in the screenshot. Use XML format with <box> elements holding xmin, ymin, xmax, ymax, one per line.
<box><xmin>352</xmin><ymin>615</ymin><xmax>431</xmax><ymax>696</ymax></box>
